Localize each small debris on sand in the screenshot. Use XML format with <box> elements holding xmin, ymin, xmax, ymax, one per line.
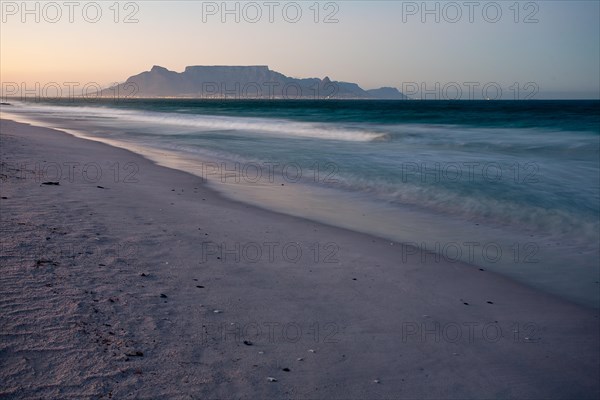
<box><xmin>35</xmin><ymin>259</ymin><xmax>57</xmax><ymax>267</ymax></box>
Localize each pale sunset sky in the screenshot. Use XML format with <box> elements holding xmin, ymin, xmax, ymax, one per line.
<box><xmin>1</xmin><ymin>0</ymin><xmax>599</xmax><ymax>98</ymax></box>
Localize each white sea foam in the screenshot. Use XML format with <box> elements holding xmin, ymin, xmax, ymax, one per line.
<box><xmin>7</xmin><ymin>102</ymin><xmax>388</xmax><ymax>142</ymax></box>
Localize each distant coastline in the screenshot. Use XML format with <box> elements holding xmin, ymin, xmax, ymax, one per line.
<box><xmin>100</xmin><ymin>65</ymin><xmax>408</xmax><ymax>100</ymax></box>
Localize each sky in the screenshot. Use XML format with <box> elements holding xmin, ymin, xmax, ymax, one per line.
<box><xmin>1</xmin><ymin>0</ymin><xmax>599</xmax><ymax>99</ymax></box>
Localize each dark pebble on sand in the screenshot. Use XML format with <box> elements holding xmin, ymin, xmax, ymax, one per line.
<box><xmin>487</xmin><ymin>301</ymin><xmax>494</xmax><ymax>304</ymax></box>
<box><xmin>140</xmin><ymin>273</ymin><xmax>147</xmax><ymax>277</ymax></box>
<box><xmin>243</xmin><ymin>340</ymin><xmax>253</xmax><ymax>346</ymax></box>
<box><xmin>97</xmin><ymin>186</ymin><xmax>105</xmax><ymax>189</ymax></box>
<box><xmin>463</xmin><ymin>302</ymin><xmax>469</xmax><ymax>306</ymax></box>
<box><xmin>35</xmin><ymin>259</ymin><xmax>56</xmax><ymax>267</ymax></box>
<box><xmin>479</xmin><ymin>268</ymin><xmax>485</xmax><ymax>271</ymax></box>
<box><xmin>160</xmin><ymin>294</ymin><xmax>168</xmax><ymax>298</ymax></box>
<box><xmin>282</xmin><ymin>368</ymin><xmax>290</xmax><ymax>372</ymax></box>
<box><xmin>352</xmin><ymin>278</ymin><xmax>357</xmax><ymax>280</ymax></box>
<box><xmin>1</xmin><ymin>197</ymin><xmax>7</xmax><ymax>199</ymax></box>
<box><xmin>196</xmin><ymin>285</ymin><xmax>204</xmax><ymax>288</ymax></box>
<box><xmin>41</xmin><ymin>181</ymin><xmax>60</xmax><ymax>185</ymax></box>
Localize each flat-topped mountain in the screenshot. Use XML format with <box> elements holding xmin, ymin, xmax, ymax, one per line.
<box><xmin>103</xmin><ymin>65</ymin><xmax>407</xmax><ymax>99</ymax></box>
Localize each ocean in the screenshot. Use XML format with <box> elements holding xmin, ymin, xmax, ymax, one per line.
<box><xmin>2</xmin><ymin>99</ymin><xmax>599</xmax><ymax>307</ymax></box>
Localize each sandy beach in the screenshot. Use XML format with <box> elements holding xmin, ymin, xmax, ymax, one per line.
<box><xmin>0</xmin><ymin>118</ymin><xmax>598</xmax><ymax>399</ymax></box>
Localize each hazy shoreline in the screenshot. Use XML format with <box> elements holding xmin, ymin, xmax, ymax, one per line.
<box><xmin>1</xmin><ymin>118</ymin><xmax>598</xmax><ymax>399</ymax></box>
<box><xmin>3</xmin><ymin>101</ymin><xmax>599</xmax><ymax>309</ymax></box>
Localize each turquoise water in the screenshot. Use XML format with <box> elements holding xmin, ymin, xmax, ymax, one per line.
<box><xmin>3</xmin><ymin>99</ymin><xmax>599</xmax><ymax>307</ymax></box>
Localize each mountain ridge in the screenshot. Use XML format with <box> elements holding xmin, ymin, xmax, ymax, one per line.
<box><xmin>103</xmin><ymin>65</ymin><xmax>407</xmax><ymax>99</ymax></box>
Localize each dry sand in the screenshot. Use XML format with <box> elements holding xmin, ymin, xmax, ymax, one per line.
<box><xmin>0</xmin><ymin>118</ymin><xmax>598</xmax><ymax>399</ymax></box>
